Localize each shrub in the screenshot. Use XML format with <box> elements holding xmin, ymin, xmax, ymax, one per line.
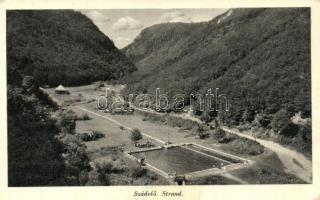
<box><xmin>86</xmin><ymin>169</ymin><xmax>109</xmax><ymax>186</ymax></box>
<box><xmin>56</xmin><ymin>110</ymin><xmax>77</xmax><ymax>134</ymax></box>
<box><xmin>130</xmin><ymin>166</ymin><xmax>147</xmax><ymax>178</ymax></box>
<box><xmin>76</xmin><ymin>132</ymin><xmax>90</xmax><ymax>141</ymax></box>
<box><xmin>271</xmin><ymin>109</ymin><xmax>291</xmax><ymax>133</ymax></box>
<box><xmin>280</xmin><ymin>123</ymin><xmax>299</xmax><ymax>137</ymax></box>
<box><xmin>200</xmin><ymin>111</ymin><xmax>211</xmax><ymax>125</ymax></box>
<box><xmin>138</xmin><ymin>111</ymin><xmax>198</xmax><ymax>130</ymax></box>
<box><xmin>111</xmin><ymin>160</ymin><xmax>126</xmax><ymax>173</ymax></box>
<box><xmin>92</xmin><ymin>130</ymin><xmax>104</xmax><ymax>139</ymax></box>
<box><xmin>22</xmin><ymin>75</ymin><xmax>39</xmax><ymax>93</ymax></box>
<box><xmin>276</xmin><ymin>134</ymin><xmax>293</xmax><ymax>145</ymax></box>
<box><xmin>228</xmin><ymin>137</ymin><xmax>265</xmax><ymax>155</ymax></box>
<box><xmin>255</xmin><ymin>113</ymin><xmax>271</xmax><ymax>128</ymax></box>
<box><xmin>186</xmin><ymin>175</ymin><xmax>239</xmax><ymax>185</ymax></box>
<box><xmin>94</xmin><ymin>81</ymin><xmax>104</xmax><ymax>90</ymax></box>
<box><xmin>198</xmin><ymin>131</ymin><xmax>210</xmax><ymax>139</ymax></box>
<box><xmin>166</xmin><ymin>116</ymin><xmax>197</xmax><ymax>130</ymax></box>
<box><xmin>76</xmin><ymin>130</ymin><xmax>104</xmax><ymax>142</ymax></box>
<box><xmin>78</xmin><ymin>170</ymin><xmax>89</xmax><ymax>186</ymax></box>
<box><xmin>77</xmin><ymin>113</ymin><xmax>91</xmax><ymax>120</ymax></box>
<box><xmin>61</xmin><ymin>109</ymin><xmax>78</xmax><ymax>120</ymax></box>
<box><xmin>292</xmin><ymin>122</ymin><xmax>312</xmax><ymax>154</ymax></box>
<box><xmin>212</xmin><ymin>128</ymin><xmax>226</xmax><ymax>140</ymax></box>
<box><xmin>141</xmin><ymin>111</ymin><xmax>166</xmax><ymax>123</ymax></box>
<box><xmin>218</xmin><ymin>132</ymin><xmax>236</xmax><ymax>143</ymax></box>
<box><xmin>130</xmin><ymin>128</ymin><xmax>142</xmax><ymax>141</ymax></box>
<box><xmin>95</xmin><ymin>158</ymin><xmax>114</xmax><ymax>173</ymax></box>
<box><xmin>192</xmin><ymin>124</ymin><xmax>210</xmax><ymax>139</ymax></box>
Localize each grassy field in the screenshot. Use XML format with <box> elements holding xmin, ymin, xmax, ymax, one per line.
<box><xmin>73</xmin><ymin>106</ymin><xmax>164</xmax><ymax>151</ymax></box>
<box><xmin>230</xmin><ymin>152</ymin><xmax>306</xmax><ymax>184</ymax></box>
<box><xmin>45</xmin><ymin>83</ymin><xmax>268</xmax><ymax>158</ymax></box>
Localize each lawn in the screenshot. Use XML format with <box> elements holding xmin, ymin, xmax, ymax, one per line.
<box><xmin>230</xmin><ymin>152</ymin><xmax>306</xmax><ymax>184</ymax></box>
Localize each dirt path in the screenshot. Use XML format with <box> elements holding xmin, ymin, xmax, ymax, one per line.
<box><xmin>221</xmin><ymin>173</ymin><xmax>249</xmax><ymax>184</ymax></box>
<box><xmin>130</xmin><ymin>104</ymin><xmax>312</xmax><ymax>183</ymax></box>
<box><xmin>221</xmin><ymin>127</ymin><xmax>312</xmax><ymax>183</ymax></box>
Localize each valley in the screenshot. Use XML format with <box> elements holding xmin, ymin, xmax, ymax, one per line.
<box><xmin>6</xmin><ymin>8</ymin><xmax>312</xmax><ymax>186</ymax></box>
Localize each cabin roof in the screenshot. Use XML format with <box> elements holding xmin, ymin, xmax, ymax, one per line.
<box><xmin>55</xmin><ymin>84</ymin><xmax>68</xmax><ymax>91</ymax></box>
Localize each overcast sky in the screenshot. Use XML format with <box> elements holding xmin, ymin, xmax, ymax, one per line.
<box><xmin>80</xmin><ymin>9</ymin><xmax>228</xmax><ymax>48</ymax></box>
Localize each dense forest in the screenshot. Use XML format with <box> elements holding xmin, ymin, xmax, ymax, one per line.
<box><xmin>8</xmin><ymin>75</ymin><xmax>92</xmax><ymax>186</ymax></box>
<box><xmin>7</xmin><ymin>10</ymin><xmax>136</xmax><ymax>86</ymax></box>
<box><xmin>123</xmin><ymin>8</ymin><xmax>311</xmax><ymax>122</ymax></box>
<box><xmin>122</xmin><ymin>8</ymin><xmax>311</xmax><ymax>153</ymax></box>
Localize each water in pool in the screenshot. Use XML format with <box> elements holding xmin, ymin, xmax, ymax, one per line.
<box><xmin>131</xmin><ymin>146</ymin><xmax>230</xmax><ymax>174</ymax></box>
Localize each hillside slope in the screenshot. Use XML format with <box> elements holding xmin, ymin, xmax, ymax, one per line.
<box><xmin>7</xmin><ymin>10</ymin><xmax>136</xmax><ymax>86</ymax></box>
<box><xmin>122</xmin><ymin>8</ymin><xmax>311</xmax><ymax>121</ymax></box>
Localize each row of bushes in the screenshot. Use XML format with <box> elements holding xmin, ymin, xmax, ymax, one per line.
<box><xmin>213</xmin><ymin>128</ymin><xmax>265</xmax><ymax>155</ymax></box>
<box><xmin>56</xmin><ymin>110</ymin><xmax>91</xmax><ymax>121</ymax></box>
<box><xmin>138</xmin><ymin>110</ymin><xmax>199</xmax><ymax>130</ymax></box>
<box><xmin>76</xmin><ymin>131</ymin><xmax>104</xmax><ymax>142</ymax></box>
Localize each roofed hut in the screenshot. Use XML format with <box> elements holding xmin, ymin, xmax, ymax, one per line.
<box><xmin>55</xmin><ymin>85</ymin><xmax>70</xmax><ymax>95</ymax></box>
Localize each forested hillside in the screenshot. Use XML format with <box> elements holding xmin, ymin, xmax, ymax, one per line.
<box><xmin>7</xmin><ymin>10</ymin><xmax>136</xmax><ymax>186</ymax></box>
<box><xmin>7</xmin><ymin>10</ymin><xmax>136</xmax><ymax>86</ymax></box>
<box><xmin>8</xmin><ymin>76</ymin><xmax>91</xmax><ymax>186</ymax></box>
<box><xmin>123</xmin><ymin>8</ymin><xmax>311</xmax><ymax>120</ymax></box>
<box><xmin>122</xmin><ymin>8</ymin><xmax>311</xmax><ymax>154</ymax></box>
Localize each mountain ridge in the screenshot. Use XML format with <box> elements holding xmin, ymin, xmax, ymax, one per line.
<box><xmin>7</xmin><ymin>10</ymin><xmax>136</xmax><ymax>86</ymax></box>
<box><xmin>122</xmin><ymin>8</ymin><xmax>311</xmax><ymax>121</ymax></box>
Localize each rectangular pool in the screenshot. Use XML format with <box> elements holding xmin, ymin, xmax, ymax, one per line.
<box><xmin>130</xmin><ymin>145</ymin><xmax>238</xmax><ymax>175</ymax></box>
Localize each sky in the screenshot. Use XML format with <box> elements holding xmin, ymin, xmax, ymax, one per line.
<box><xmin>80</xmin><ymin>9</ymin><xmax>228</xmax><ymax>48</ymax></box>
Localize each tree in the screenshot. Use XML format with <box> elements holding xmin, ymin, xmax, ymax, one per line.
<box><xmin>60</xmin><ymin>137</ymin><xmax>90</xmax><ymax>185</ymax></box>
<box><xmin>255</xmin><ymin>113</ymin><xmax>271</xmax><ymax>128</ymax></box>
<box><xmin>85</xmin><ymin>169</ymin><xmax>109</xmax><ymax>186</ymax></box>
<box><xmin>191</xmin><ymin>98</ymin><xmax>203</xmax><ymax>116</ymax></box>
<box><xmin>299</xmin><ymin>121</ymin><xmax>312</xmax><ymax>141</ymax></box>
<box><xmin>7</xmin><ymin>87</ymin><xmax>65</xmax><ymax>186</ymax></box>
<box><xmin>242</xmin><ymin>109</ymin><xmax>255</xmax><ymax>123</ymax></box>
<box><xmin>193</xmin><ymin>124</ymin><xmax>210</xmax><ymax>139</ymax></box>
<box><xmin>293</xmin><ymin>121</ymin><xmax>312</xmax><ymax>153</ymax></box>
<box><xmin>130</xmin><ymin>128</ymin><xmax>143</xmax><ymax>141</ymax></box>
<box><xmin>212</xmin><ymin>127</ymin><xmax>226</xmax><ymax>140</ymax></box>
<box><xmin>56</xmin><ymin>110</ymin><xmax>77</xmax><ymax>134</ymax></box>
<box><xmin>200</xmin><ymin>111</ymin><xmax>211</xmax><ymax>125</ymax></box>
<box><xmin>22</xmin><ymin>75</ymin><xmax>38</xmax><ymax>93</ymax></box>
<box><xmin>271</xmin><ymin>109</ymin><xmax>291</xmax><ymax>134</ymax></box>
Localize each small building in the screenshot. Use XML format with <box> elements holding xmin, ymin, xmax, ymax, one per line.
<box><xmin>55</xmin><ymin>85</ymin><xmax>70</xmax><ymax>95</ymax></box>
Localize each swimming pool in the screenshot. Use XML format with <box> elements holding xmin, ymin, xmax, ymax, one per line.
<box><xmin>129</xmin><ymin>144</ymin><xmax>246</xmax><ymax>176</ymax></box>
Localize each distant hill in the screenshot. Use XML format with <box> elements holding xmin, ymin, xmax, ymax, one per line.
<box><xmin>7</xmin><ymin>10</ymin><xmax>136</xmax><ymax>86</ymax></box>
<box><xmin>122</xmin><ymin>8</ymin><xmax>311</xmax><ymax>122</ymax></box>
